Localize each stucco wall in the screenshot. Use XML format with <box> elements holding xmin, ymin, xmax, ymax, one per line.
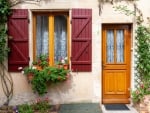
<box><xmin>0</xmin><ymin>0</ymin><xmax>150</xmax><ymax>106</ymax></box>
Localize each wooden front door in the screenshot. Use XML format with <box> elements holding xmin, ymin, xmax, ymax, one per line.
<box><xmin>102</xmin><ymin>24</ymin><xmax>131</xmax><ymax>104</ymax></box>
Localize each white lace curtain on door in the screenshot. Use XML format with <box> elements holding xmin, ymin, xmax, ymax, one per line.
<box><xmin>106</xmin><ymin>29</ymin><xmax>124</xmax><ymax>63</ymax></box>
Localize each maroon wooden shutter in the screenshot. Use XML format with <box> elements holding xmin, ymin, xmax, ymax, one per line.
<box><xmin>71</xmin><ymin>9</ymin><xmax>92</xmax><ymax>72</ymax></box>
<box><xmin>8</xmin><ymin>9</ymin><xmax>29</xmax><ymax>72</ymax></box>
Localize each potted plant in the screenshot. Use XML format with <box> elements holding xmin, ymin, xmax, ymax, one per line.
<box><xmin>44</xmin><ymin>66</ymin><xmax>70</xmax><ymax>83</ymax></box>
<box><xmin>31</xmin><ymin>70</ymin><xmax>48</xmax><ymax>95</ymax></box>
<box><xmin>22</xmin><ymin>54</ymin><xmax>71</xmax><ymax>95</ymax></box>
<box><xmin>56</xmin><ymin>57</ymin><xmax>69</xmax><ymax>70</ymax></box>
<box><xmin>23</xmin><ymin>66</ymin><xmax>38</xmax><ymax>82</ymax></box>
<box><xmin>32</xmin><ymin>54</ymin><xmax>49</xmax><ymax>70</ymax></box>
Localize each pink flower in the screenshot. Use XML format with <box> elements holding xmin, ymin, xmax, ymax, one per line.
<box><xmin>45</xmin><ymin>97</ymin><xmax>49</xmax><ymax>102</ymax></box>
<box><xmin>136</xmin><ymin>90</ymin><xmax>139</xmax><ymax>95</ymax></box>
<box><xmin>140</xmin><ymin>84</ymin><xmax>144</xmax><ymax>88</ymax></box>
<box><xmin>61</xmin><ymin>59</ymin><xmax>65</xmax><ymax>64</ymax></box>
<box><xmin>36</xmin><ymin>98</ymin><xmax>41</xmax><ymax>103</ymax></box>
<box><xmin>18</xmin><ymin>67</ymin><xmax>23</xmax><ymax>70</ymax></box>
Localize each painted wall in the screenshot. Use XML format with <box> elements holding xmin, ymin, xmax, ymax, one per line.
<box><xmin>0</xmin><ymin>0</ymin><xmax>149</xmax><ymax>106</ymax></box>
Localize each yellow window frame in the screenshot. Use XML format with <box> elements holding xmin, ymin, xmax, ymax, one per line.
<box><xmin>33</xmin><ymin>12</ymin><xmax>70</xmax><ymax>66</ymax></box>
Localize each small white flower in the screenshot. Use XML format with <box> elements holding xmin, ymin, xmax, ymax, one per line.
<box><xmin>18</xmin><ymin>67</ymin><xmax>23</xmax><ymax>70</ymax></box>
<box><xmin>32</xmin><ymin>66</ymin><xmax>37</xmax><ymax>69</ymax></box>
<box><xmin>61</xmin><ymin>59</ymin><xmax>65</xmax><ymax>64</ymax></box>
<box><xmin>21</xmin><ymin>71</ymin><xmax>24</xmax><ymax>74</ymax></box>
<box><xmin>65</xmin><ymin>57</ymin><xmax>68</xmax><ymax>60</ymax></box>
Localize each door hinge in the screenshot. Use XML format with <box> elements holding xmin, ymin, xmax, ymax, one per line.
<box><xmin>70</xmin><ymin>20</ymin><xmax>72</xmax><ymax>24</ymax></box>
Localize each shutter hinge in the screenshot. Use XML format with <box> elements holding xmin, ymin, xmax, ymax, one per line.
<box><xmin>28</xmin><ymin>19</ymin><xmax>30</xmax><ymax>23</ymax></box>
<box><xmin>28</xmin><ymin>57</ymin><xmax>30</xmax><ymax>61</ymax></box>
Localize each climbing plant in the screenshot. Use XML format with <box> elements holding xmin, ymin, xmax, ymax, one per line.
<box><xmin>114</xmin><ymin>4</ymin><xmax>150</xmax><ymax>103</ymax></box>
<box><xmin>0</xmin><ymin>0</ymin><xmax>11</xmax><ymax>63</ymax></box>
<box><xmin>97</xmin><ymin>0</ymin><xmax>137</xmax><ymax>14</ymax></box>
<box><xmin>0</xmin><ymin>0</ymin><xmax>44</xmax><ymax>106</ymax></box>
<box><xmin>132</xmin><ymin>25</ymin><xmax>150</xmax><ymax>102</ymax></box>
<box><xmin>0</xmin><ymin>0</ymin><xmax>13</xmax><ymax>106</ymax></box>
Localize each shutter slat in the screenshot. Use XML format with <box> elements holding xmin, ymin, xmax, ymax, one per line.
<box><xmin>71</xmin><ymin>61</ymin><xmax>91</xmax><ymax>64</ymax></box>
<box><xmin>9</xmin><ymin>61</ymin><xmax>29</xmax><ymax>64</ymax></box>
<box><xmin>8</xmin><ymin>9</ymin><xmax>29</xmax><ymax>72</ymax></box>
<box><xmin>71</xmin><ymin>9</ymin><xmax>92</xmax><ymax>72</ymax></box>
<box><xmin>10</xmin><ymin>15</ymin><xmax>28</xmax><ymax>19</ymax></box>
<box><xmin>72</xmin><ymin>38</ymin><xmax>91</xmax><ymax>41</ymax></box>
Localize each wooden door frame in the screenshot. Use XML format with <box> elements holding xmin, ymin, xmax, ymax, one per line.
<box><xmin>101</xmin><ymin>24</ymin><xmax>132</xmax><ymax>104</ymax></box>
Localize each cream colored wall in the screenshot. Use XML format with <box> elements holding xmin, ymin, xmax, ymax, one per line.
<box><xmin>0</xmin><ymin>0</ymin><xmax>149</xmax><ymax>106</ymax></box>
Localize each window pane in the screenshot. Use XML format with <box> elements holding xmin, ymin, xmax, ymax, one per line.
<box><xmin>106</xmin><ymin>30</ymin><xmax>114</xmax><ymax>63</ymax></box>
<box><xmin>36</xmin><ymin>16</ymin><xmax>49</xmax><ymax>57</ymax></box>
<box><xmin>116</xmin><ymin>30</ymin><xmax>124</xmax><ymax>63</ymax></box>
<box><xmin>54</xmin><ymin>15</ymin><xmax>67</xmax><ymax>63</ymax></box>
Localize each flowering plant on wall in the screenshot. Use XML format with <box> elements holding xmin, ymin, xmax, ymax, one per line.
<box><xmin>132</xmin><ymin>82</ymin><xmax>150</xmax><ymax>103</ymax></box>
<box><xmin>32</xmin><ymin>54</ymin><xmax>49</xmax><ymax>69</ymax></box>
<box><xmin>20</xmin><ymin>54</ymin><xmax>71</xmax><ymax>95</ymax></box>
<box><xmin>56</xmin><ymin>57</ymin><xmax>69</xmax><ymax>69</ymax></box>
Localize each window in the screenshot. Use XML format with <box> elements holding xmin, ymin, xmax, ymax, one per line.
<box><xmin>33</xmin><ymin>12</ymin><xmax>69</xmax><ymax>65</ymax></box>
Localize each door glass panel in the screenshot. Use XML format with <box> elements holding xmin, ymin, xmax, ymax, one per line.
<box><xmin>106</xmin><ymin>30</ymin><xmax>114</xmax><ymax>63</ymax></box>
<box><xmin>36</xmin><ymin>15</ymin><xmax>49</xmax><ymax>58</ymax></box>
<box><xmin>54</xmin><ymin>15</ymin><xmax>67</xmax><ymax>63</ymax></box>
<box><xmin>116</xmin><ymin>30</ymin><xmax>124</xmax><ymax>63</ymax></box>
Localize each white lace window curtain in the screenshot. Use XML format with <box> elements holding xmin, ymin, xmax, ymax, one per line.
<box><xmin>36</xmin><ymin>16</ymin><xmax>49</xmax><ymax>57</ymax></box>
<box><xmin>116</xmin><ymin>30</ymin><xmax>124</xmax><ymax>63</ymax></box>
<box><xmin>54</xmin><ymin>15</ymin><xmax>67</xmax><ymax>63</ymax></box>
<box><xmin>107</xmin><ymin>30</ymin><xmax>114</xmax><ymax>63</ymax></box>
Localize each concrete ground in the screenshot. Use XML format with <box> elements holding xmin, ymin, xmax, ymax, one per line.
<box><xmin>56</xmin><ymin>103</ymin><xmax>139</xmax><ymax>113</ymax></box>
<box><xmin>58</xmin><ymin>103</ymin><xmax>102</xmax><ymax>113</ymax></box>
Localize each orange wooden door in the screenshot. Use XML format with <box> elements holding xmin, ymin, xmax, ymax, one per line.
<box><xmin>102</xmin><ymin>24</ymin><xmax>131</xmax><ymax>104</ymax></box>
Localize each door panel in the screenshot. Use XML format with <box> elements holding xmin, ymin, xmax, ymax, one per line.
<box><xmin>102</xmin><ymin>24</ymin><xmax>131</xmax><ymax>104</ymax></box>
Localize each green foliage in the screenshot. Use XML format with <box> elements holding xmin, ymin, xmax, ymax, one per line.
<box><xmin>23</xmin><ymin>55</ymin><xmax>71</xmax><ymax>95</ymax></box>
<box><xmin>30</xmin><ymin>66</ymin><xmax>70</xmax><ymax>95</ymax></box>
<box><xmin>135</xmin><ymin>26</ymin><xmax>150</xmax><ymax>82</ymax></box>
<box><xmin>0</xmin><ymin>0</ymin><xmax>11</xmax><ymax>63</ymax></box>
<box><xmin>32</xmin><ymin>54</ymin><xmax>49</xmax><ymax>68</ymax></box>
<box><xmin>114</xmin><ymin>5</ymin><xmax>135</xmax><ymax>16</ymax></box>
<box><xmin>31</xmin><ymin>70</ymin><xmax>47</xmax><ymax>95</ymax></box>
<box><xmin>132</xmin><ymin>82</ymin><xmax>150</xmax><ymax>103</ymax></box>
<box><xmin>133</xmin><ymin>25</ymin><xmax>150</xmax><ymax>102</ymax></box>
<box><xmin>32</xmin><ymin>98</ymin><xmax>50</xmax><ymax>113</ymax></box>
<box><xmin>44</xmin><ymin>66</ymin><xmax>69</xmax><ymax>82</ymax></box>
<box><xmin>0</xmin><ymin>26</ymin><xmax>10</xmax><ymax>63</ymax></box>
<box><xmin>18</xmin><ymin>98</ymin><xmax>50</xmax><ymax>113</ymax></box>
<box><xmin>23</xmin><ymin>66</ymin><xmax>38</xmax><ymax>75</ymax></box>
<box><xmin>114</xmin><ymin>4</ymin><xmax>150</xmax><ymax>103</ymax></box>
<box><xmin>18</xmin><ymin>104</ymin><xmax>33</xmax><ymax>113</ymax></box>
<box><xmin>0</xmin><ymin>0</ymin><xmax>11</xmax><ymax>23</ymax></box>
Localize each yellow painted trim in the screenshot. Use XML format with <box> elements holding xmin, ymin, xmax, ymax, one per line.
<box><xmin>67</xmin><ymin>15</ymin><xmax>70</xmax><ymax>64</ymax></box>
<box><xmin>33</xmin><ymin>14</ymin><xmax>36</xmax><ymax>60</ymax></box>
<box><xmin>49</xmin><ymin>15</ymin><xmax>54</xmax><ymax>66</ymax></box>
<box><xmin>33</xmin><ymin>12</ymin><xmax>69</xmax><ymax>66</ymax></box>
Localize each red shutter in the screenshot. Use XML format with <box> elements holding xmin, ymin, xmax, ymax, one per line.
<box><xmin>8</xmin><ymin>9</ymin><xmax>29</xmax><ymax>72</ymax></box>
<box><xmin>71</xmin><ymin>9</ymin><xmax>92</xmax><ymax>72</ymax></box>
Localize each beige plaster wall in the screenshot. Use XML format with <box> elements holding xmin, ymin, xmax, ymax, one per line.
<box><xmin>0</xmin><ymin>0</ymin><xmax>150</xmax><ymax>106</ymax></box>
